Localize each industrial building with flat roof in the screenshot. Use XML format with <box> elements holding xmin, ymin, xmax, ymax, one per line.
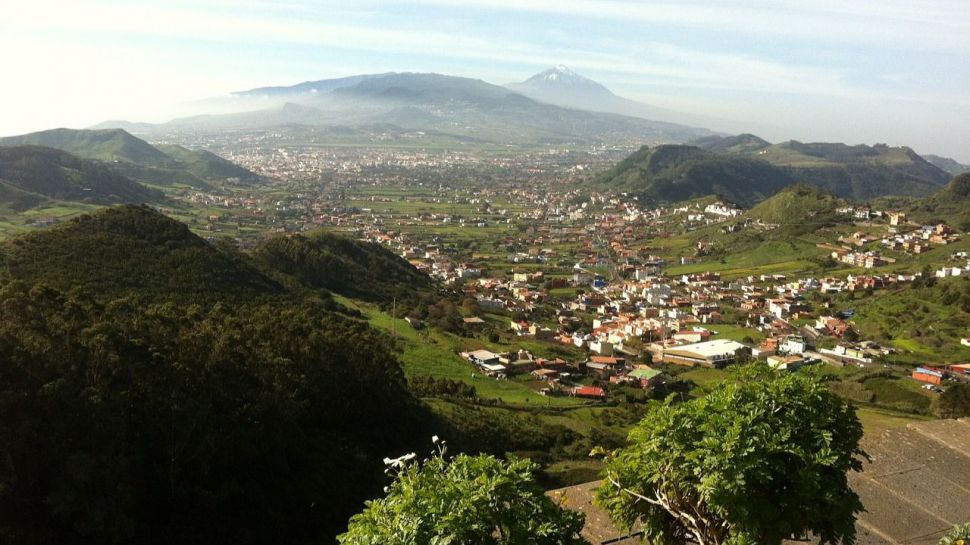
<box><xmin>661</xmin><ymin>339</ymin><xmax>750</xmax><ymax>368</ymax></box>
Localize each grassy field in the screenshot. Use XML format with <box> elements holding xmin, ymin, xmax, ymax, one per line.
<box><xmin>836</xmin><ymin>279</ymin><xmax>970</xmax><ymax>364</ymax></box>
<box><xmin>664</xmin><ymin>239</ymin><xmax>826</xmax><ymax>278</ymax></box>
<box><xmin>856</xmin><ymin>406</ymin><xmax>932</xmax><ymax>435</ymax></box>
<box><xmin>334</xmin><ymin>296</ymin><xmax>589</xmax><ymax>406</ymax></box>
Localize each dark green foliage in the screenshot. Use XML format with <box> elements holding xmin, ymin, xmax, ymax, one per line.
<box><xmin>938</xmin><ymin>383</ymin><xmax>970</xmax><ymax>419</ymax></box>
<box><xmin>0</xmin><ymin>146</ymin><xmax>161</xmax><ymax>206</ymax></box>
<box><xmin>409</xmin><ymin>375</ymin><xmax>477</xmax><ymax>399</ymax></box>
<box><xmin>252</xmin><ymin>232</ymin><xmax>434</xmax><ymax>306</ymax></box>
<box><xmin>434</xmin><ymin>402</ymin><xmax>579</xmax><ymax>459</ymax></box>
<box><xmin>1</xmin><ymin>205</ymin><xmax>282</xmax><ymax>303</ymax></box>
<box><xmin>0</xmin><ymin>281</ymin><xmax>430</xmax><ymax>545</ymax></box>
<box><xmin>598</xmin><ymin>365</ymin><xmax>865</xmax><ymax>545</ymax></box>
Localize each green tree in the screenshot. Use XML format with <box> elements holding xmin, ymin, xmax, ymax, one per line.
<box><xmin>597</xmin><ymin>365</ymin><xmax>865</xmax><ymax>545</ymax></box>
<box><xmin>339</xmin><ymin>443</ymin><xmax>588</xmax><ymax>545</ymax></box>
<box><xmin>938</xmin><ymin>383</ymin><xmax>970</xmax><ymax>419</ymax></box>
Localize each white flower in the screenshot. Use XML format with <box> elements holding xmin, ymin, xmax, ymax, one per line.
<box><xmin>432</xmin><ymin>435</ymin><xmax>440</xmax><ymax>443</ymax></box>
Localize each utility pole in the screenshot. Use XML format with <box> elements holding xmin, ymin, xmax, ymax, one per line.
<box><xmin>391</xmin><ymin>297</ymin><xmax>397</xmax><ymax>339</ymax></box>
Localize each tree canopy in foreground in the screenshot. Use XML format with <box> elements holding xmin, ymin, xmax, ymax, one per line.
<box><xmin>339</xmin><ymin>442</ymin><xmax>588</xmax><ymax>545</ymax></box>
<box><xmin>597</xmin><ymin>365</ymin><xmax>866</xmax><ymax>545</ymax></box>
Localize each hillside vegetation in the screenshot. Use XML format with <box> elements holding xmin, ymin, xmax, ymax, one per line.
<box><xmin>0</xmin><ymin>205</ymin><xmax>282</xmax><ymax>302</ymax></box>
<box><xmin>745</xmin><ymin>184</ymin><xmax>846</xmax><ymax>232</ymax></box>
<box><xmin>0</xmin><ymin>283</ymin><xmax>431</xmax><ymax>545</ymax></box>
<box><xmin>593</xmin><ymin>145</ymin><xmax>791</xmax><ymax>206</ymax></box>
<box><xmin>894</xmin><ymin>172</ymin><xmax>970</xmax><ymax>229</ymax></box>
<box><xmin>253</xmin><ymin>232</ymin><xmax>435</xmax><ymax>305</ymax></box>
<box><xmin>0</xmin><ymin>203</ymin><xmax>458</xmax><ymax>544</ymax></box>
<box><xmin>0</xmin><ymin>128</ymin><xmax>262</xmax><ymax>188</ymax></box>
<box><xmin>607</xmin><ymin>137</ymin><xmax>951</xmax><ymax>204</ymax></box>
<box><xmin>0</xmin><ymin>146</ymin><xmax>161</xmax><ymax>209</ymax></box>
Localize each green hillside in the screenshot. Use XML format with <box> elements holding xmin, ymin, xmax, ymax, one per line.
<box><xmin>0</xmin><ymin>277</ymin><xmax>430</xmax><ymax>545</ymax></box>
<box><xmin>0</xmin><ymin>146</ymin><xmax>161</xmax><ymax>208</ymax></box>
<box><xmin>0</xmin><ymin>128</ymin><xmax>178</xmax><ymax>167</ymax></box>
<box><xmin>691</xmin><ymin>133</ymin><xmax>771</xmax><ymax>154</ymax></box>
<box><xmin>0</xmin><ymin>204</ymin><xmax>282</xmax><ymax>302</ymax></box>
<box><xmin>923</xmin><ymin>154</ymin><xmax>970</xmax><ymax>176</ymax></box>
<box><xmin>252</xmin><ymin>232</ymin><xmax>435</xmax><ymax>305</ymax></box>
<box><xmin>745</xmin><ymin>184</ymin><xmax>846</xmax><ymax>229</ymax></box>
<box><xmin>592</xmin><ymin>144</ymin><xmax>792</xmax><ymax>206</ymax></box>
<box><xmin>0</xmin><ymin>128</ymin><xmax>262</xmax><ymax>188</ymax></box>
<box><xmin>677</xmin><ymin>136</ymin><xmax>952</xmax><ymax>200</ymax></box>
<box><xmin>155</xmin><ymin>144</ymin><xmax>265</xmax><ymax>184</ymax></box>
<box><xmin>896</xmin><ymin>172</ymin><xmax>970</xmax><ymax>228</ymax></box>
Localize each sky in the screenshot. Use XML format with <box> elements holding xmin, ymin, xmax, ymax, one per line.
<box><xmin>1</xmin><ymin>0</ymin><xmax>969</xmax><ymax>160</ymax></box>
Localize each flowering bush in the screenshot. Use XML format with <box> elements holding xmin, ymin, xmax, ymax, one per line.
<box><xmin>940</xmin><ymin>523</ymin><xmax>970</xmax><ymax>545</ymax></box>
<box><xmin>339</xmin><ymin>438</ymin><xmax>588</xmax><ymax>545</ymax></box>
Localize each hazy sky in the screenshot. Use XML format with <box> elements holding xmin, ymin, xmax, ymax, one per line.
<box><xmin>2</xmin><ymin>0</ymin><xmax>969</xmax><ymax>160</ymax></box>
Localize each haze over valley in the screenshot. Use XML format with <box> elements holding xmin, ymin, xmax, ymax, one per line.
<box><xmin>2</xmin><ymin>2</ymin><xmax>970</xmax><ymax>545</ymax></box>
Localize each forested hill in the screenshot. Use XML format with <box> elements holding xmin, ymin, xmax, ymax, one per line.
<box><xmin>0</xmin><ymin>127</ymin><xmax>178</xmax><ymax>167</ymax></box>
<box><xmin>0</xmin><ymin>128</ymin><xmax>264</xmax><ymax>188</ymax></box>
<box><xmin>253</xmin><ymin>231</ymin><xmax>435</xmax><ymax>305</ymax></box>
<box><xmin>0</xmin><ymin>203</ymin><xmax>441</xmax><ymax>544</ymax></box>
<box><xmin>691</xmin><ymin>136</ymin><xmax>950</xmax><ymax>199</ymax></box>
<box><xmin>0</xmin><ymin>204</ymin><xmax>283</xmax><ymax>302</ymax></box>
<box><xmin>743</xmin><ymin>184</ymin><xmax>846</xmax><ymax>236</ymax></box>
<box><xmin>0</xmin><ymin>146</ymin><xmax>161</xmax><ymax>208</ymax></box>
<box><xmin>0</xmin><ymin>281</ymin><xmax>432</xmax><ymax>545</ymax></box>
<box><xmin>894</xmin><ymin>172</ymin><xmax>970</xmax><ymax>229</ymax></box>
<box><xmin>592</xmin><ymin>144</ymin><xmax>792</xmax><ymax>207</ymax></box>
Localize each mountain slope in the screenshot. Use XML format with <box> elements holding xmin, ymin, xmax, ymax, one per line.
<box><xmin>593</xmin><ymin>145</ymin><xmax>793</xmax><ymax>206</ymax></box>
<box><xmin>692</xmin><ymin>133</ymin><xmax>771</xmax><ymax>154</ymax></box>
<box><xmin>0</xmin><ymin>128</ymin><xmax>263</xmax><ymax>188</ymax></box>
<box><xmin>763</xmin><ymin>141</ymin><xmax>949</xmax><ymax>199</ymax></box>
<box><xmin>923</xmin><ymin>154</ymin><xmax>970</xmax><ymax>176</ymax></box>
<box><xmin>896</xmin><ymin>172</ymin><xmax>970</xmax><ymax>229</ymax></box>
<box><xmin>253</xmin><ymin>232</ymin><xmax>435</xmax><ymax>305</ymax></box>
<box><xmin>507</xmin><ymin>65</ymin><xmax>725</xmax><ymax>131</ymax></box>
<box><xmin>745</xmin><ymin>184</ymin><xmax>845</xmax><ymax>232</ymax></box>
<box><xmin>160</xmin><ymin>72</ymin><xmax>717</xmax><ymax>145</ymax></box>
<box><xmin>233</xmin><ymin>73</ymin><xmax>392</xmax><ymax>98</ymax></box>
<box><xmin>0</xmin><ymin>128</ymin><xmax>179</xmax><ymax>168</ymax></box>
<box><xmin>0</xmin><ymin>146</ymin><xmax>161</xmax><ymax>208</ymax></box>
<box><xmin>155</xmin><ymin>144</ymin><xmax>265</xmax><ymax>184</ymax></box>
<box><xmin>0</xmin><ymin>204</ymin><xmax>283</xmax><ymax>301</ymax></box>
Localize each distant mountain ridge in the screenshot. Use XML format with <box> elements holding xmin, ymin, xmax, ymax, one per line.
<box><xmin>923</xmin><ymin>154</ymin><xmax>970</xmax><ymax>176</ymax></box>
<box><xmin>507</xmin><ymin>65</ymin><xmax>728</xmax><ymax>132</ymax></box>
<box><xmin>107</xmin><ymin>72</ymin><xmax>718</xmax><ymax>146</ymax></box>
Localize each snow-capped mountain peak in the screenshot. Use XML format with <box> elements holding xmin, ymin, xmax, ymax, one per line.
<box><xmin>509</xmin><ymin>65</ymin><xmax>615</xmax><ymax>100</ymax></box>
